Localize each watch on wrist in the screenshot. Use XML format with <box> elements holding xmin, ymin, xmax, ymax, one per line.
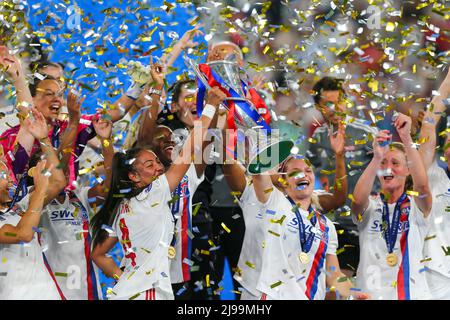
<box><xmin>148</xmin><ymin>87</ymin><xmax>162</xmax><ymax>96</ymax></box>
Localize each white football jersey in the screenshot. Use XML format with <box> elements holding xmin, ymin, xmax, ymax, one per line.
<box><xmin>256</xmin><ymin>188</ymin><xmax>338</xmax><ymax>300</ymax></box>
<box><xmin>353</xmin><ymin>195</ymin><xmax>432</xmax><ymax>300</ymax></box>
<box><xmin>422</xmin><ymin>160</ymin><xmax>450</xmax><ymax>298</ymax></box>
<box><xmin>39</xmin><ymin>186</ymin><xmax>102</xmax><ymax>300</ymax></box>
<box><xmin>235</xmin><ymin>183</ymin><xmax>266</xmax><ymax>298</ymax></box>
<box><xmin>109</xmin><ymin>174</ymin><xmax>175</xmax><ymax>300</ymax></box>
<box><xmin>0</xmin><ymin>208</ymin><xmax>63</xmax><ymax>300</ymax></box>
<box><xmin>16</xmin><ymin>185</ymin><xmax>101</xmax><ymax>300</ymax></box>
<box><xmin>169</xmin><ymin>164</ymin><xmax>204</xmax><ymax>284</ymax></box>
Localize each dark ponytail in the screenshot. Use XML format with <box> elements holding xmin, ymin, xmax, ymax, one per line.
<box><xmin>91</xmin><ymin>147</ymin><xmax>144</xmax><ymax>247</ymax></box>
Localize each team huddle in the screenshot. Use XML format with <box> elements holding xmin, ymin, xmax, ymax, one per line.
<box><xmin>0</xmin><ymin>27</ymin><xmax>450</xmax><ymax>300</ymax></box>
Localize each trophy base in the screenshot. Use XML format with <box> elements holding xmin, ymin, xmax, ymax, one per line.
<box><xmin>247</xmin><ymin>140</ymin><xmax>294</xmax><ymax>175</ymax></box>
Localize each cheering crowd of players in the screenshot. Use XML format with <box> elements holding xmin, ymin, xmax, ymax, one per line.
<box><xmin>1</xmin><ymin>25</ymin><xmax>450</xmax><ymax>300</ymax></box>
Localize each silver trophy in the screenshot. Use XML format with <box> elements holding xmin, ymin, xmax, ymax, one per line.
<box><xmin>185</xmin><ymin>56</ymin><xmax>293</xmax><ymax>174</ymax></box>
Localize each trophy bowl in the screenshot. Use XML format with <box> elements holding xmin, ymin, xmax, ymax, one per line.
<box><xmin>185</xmin><ymin>56</ymin><xmax>294</xmax><ymax>174</ymax></box>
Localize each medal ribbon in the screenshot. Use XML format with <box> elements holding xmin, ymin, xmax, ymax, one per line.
<box><xmin>286</xmin><ymin>196</ymin><xmax>329</xmax><ymax>300</ymax></box>
<box><xmin>170</xmin><ymin>179</ymin><xmax>192</xmax><ymax>281</ymax></box>
<box><xmin>72</xmin><ymin>197</ymin><xmax>99</xmax><ymax>300</ymax></box>
<box><xmin>286</xmin><ymin>196</ymin><xmax>316</xmax><ymax>253</ymax></box>
<box><xmin>381</xmin><ymin>193</ymin><xmax>411</xmax><ymax>300</ymax></box>
<box><xmin>381</xmin><ymin>193</ymin><xmax>408</xmax><ymax>254</ymax></box>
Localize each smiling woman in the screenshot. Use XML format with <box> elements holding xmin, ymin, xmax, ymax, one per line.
<box><xmin>351</xmin><ymin>113</ymin><xmax>433</xmax><ymax>300</ymax></box>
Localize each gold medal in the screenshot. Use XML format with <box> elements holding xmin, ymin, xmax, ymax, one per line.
<box><xmin>386</xmin><ymin>253</ymin><xmax>398</xmax><ymax>267</ymax></box>
<box><xmin>299</xmin><ymin>252</ymin><xmax>310</xmax><ymax>264</ymax></box>
<box><xmin>168</xmin><ymin>246</ymin><xmax>176</xmax><ymax>259</ymax></box>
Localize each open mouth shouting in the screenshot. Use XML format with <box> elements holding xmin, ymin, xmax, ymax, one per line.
<box><xmin>49</xmin><ymin>103</ymin><xmax>62</xmax><ymax>116</ymax></box>
<box><xmin>296</xmin><ymin>179</ymin><xmax>311</xmax><ymax>191</ymax></box>
<box><xmin>163</xmin><ymin>142</ymin><xmax>175</xmax><ymax>159</ymax></box>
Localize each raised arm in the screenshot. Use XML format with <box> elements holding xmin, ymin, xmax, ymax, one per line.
<box><xmin>351</xmin><ymin>130</ymin><xmax>391</xmax><ymax>217</ymax></box>
<box><xmin>419</xmin><ymin>69</ymin><xmax>450</xmax><ymax>170</ymax></box>
<box><xmin>58</xmin><ymin>88</ymin><xmax>85</xmax><ymax>174</ymax></box>
<box><xmin>395</xmin><ymin>113</ymin><xmax>432</xmax><ymax>217</ymax></box>
<box><xmin>165</xmin><ymin>87</ymin><xmax>225</xmax><ymax>192</ymax></box>
<box><xmin>87</xmin><ymin>117</ymin><xmax>114</xmax><ymax>207</ymax></box>
<box><xmin>137</xmin><ymin>59</ymin><xmax>165</xmax><ymax>146</ymax></box>
<box><xmin>25</xmin><ymin>109</ymin><xmax>67</xmax><ymax>205</ymax></box>
<box><xmin>319</xmin><ymin>123</ymin><xmax>348</xmax><ymax>212</ymax></box>
<box><xmin>0</xmin><ymin>46</ymin><xmax>33</xmax><ymax>118</ymax></box>
<box><xmin>160</xmin><ymin>26</ymin><xmax>203</xmax><ymax>70</ymax></box>
<box><xmin>0</xmin><ymin>160</ymin><xmax>50</xmax><ymax>244</ymax></box>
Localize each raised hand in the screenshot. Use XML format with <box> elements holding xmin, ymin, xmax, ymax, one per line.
<box><xmin>251</xmin><ymin>74</ymin><xmax>266</xmax><ymax>91</ymax></box>
<box><xmin>0</xmin><ymin>46</ymin><xmax>22</xmax><ymax>80</ymax></box>
<box><xmin>394</xmin><ymin>112</ymin><xmax>412</xmax><ymax>143</ymax></box>
<box><xmin>206</xmin><ymin>86</ymin><xmax>227</xmax><ymax>107</ymax></box>
<box><xmin>373</xmin><ymin>130</ymin><xmax>392</xmax><ymax>160</ymax></box>
<box><xmin>23</xmin><ymin>108</ymin><xmax>49</xmax><ymax>140</ymax></box>
<box><xmin>149</xmin><ymin>56</ymin><xmax>165</xmax><ymax>87</ymax></box>
<box><xmin>178</xmin><ymin>25</ymin><xmax>204</xmax><ymax>50</ymax></box>
<box><xmin>67</xmin><ymin>87</ymin><xmax>85</xmax><ymax>122</ymax></box>
<box><xmin>92</xmin><ymin>116</ymin><xmax>113</xmax><ymax>140</ymax></box>
<box><xmin>330</xmin><ymin>122</ymin><xmax>346</xmax><ymax>156</ymax></box>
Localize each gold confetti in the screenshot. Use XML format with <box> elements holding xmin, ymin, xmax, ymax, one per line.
<box><xmin>268</xmin><ymin>230</ymin><xmax>280</xmax><ymax>237</ymax></box>
<box><xmin>406</xmin><ymin>190</ymin><xmax>419</xmax><ymax>197</ymax></box>
<box><xmin>270</xmin><ymin>215</ymin><xmax>286</xmax><ymax>225</ymax></box>
<box><xmin>264</xmin><ymin>187</ymin><xmax>274</xmax><ymax>194</ymax></box>
<box><xmin>245</xmin><ymin>261</ymin><xmax>256</xmax><ymax>269</ymax></box>
<box><xmin>270</xmin><ymin>281</ymin><xmax>282</xmax><ymax>288</ymax></box>
<box><xmin>221</xmin><ymin>222</ymin><xmax>231</xmax><ymax>233</ymax></box>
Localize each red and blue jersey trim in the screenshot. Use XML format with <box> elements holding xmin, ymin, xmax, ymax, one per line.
<box><xmin>305</xmin><ymin>214</ymin><xmax>328</xmax><ymax>300</ymax></box>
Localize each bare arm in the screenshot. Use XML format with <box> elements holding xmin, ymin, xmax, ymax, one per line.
<box><xmin>418</xmin><ymin>111</ymin><xmax>437</xmax><ymax>171</ymax></box>
<box><xmin>91</xmin><ymin>236</ymin><xmax>122</xmax><ymax>279</ymax></box>
<box><xmin>351</xmin><ymin>130</ymin><xmax>391</xmax><ymax>217</ymax></box>
<box><xmin>165</xmin><ymin>87</ymin><xmax>225</xmax><ymax>193</ymax></box>
<box><xmin>419</xmin><ymin>69</ymin><xmax>450</xmax><ymax>170</ymax></box>
<box><xmin>222</xmin><ymin>160</ymin><xmax>247</xmax><ymax>195</ymax></box>
<box><xmin>0</xmin><ymin>160</ymin><xmax>50</xmax><ymax>244</ymax></box>
<box><xmin>160</xmin><ymin>26</ymin><xmax>203</xmax><ymax>69</ymax></box>
<box><xmin>137</xmin><ymin>60</ymin><xmax>165</xmax><ymax>147</ymax></box>
<box><xmin>326</xmin><ymin>254</ymin><xmax>369</xmax><ymax>300</ymax></box>
<box><xmin>58</xmin><ymin>88</ymin><xmax>85</xmax><ymax>174</ymax></box>
<box><xmin>319</xmin><ymin>123</ymin><xmax>348</xmax><ymax>212</ymax></box>
<box><xmin>0</xmin><ymin>46</ymin><xmax>33</xmax><ymax>118</ymax></box>
<box><xmin>395</xmin><ymin>114</ymin><xmax>432</xmax><ymax>217</ymax></box>
<box><xmin>87</xmin><ymin>118</ymin><xmax>114</xmax><ymax>207</ymax></box>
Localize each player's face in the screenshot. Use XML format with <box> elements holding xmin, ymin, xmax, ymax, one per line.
<box><xmin>152</xmin><ymin>127</ymin><xmax>175</xmax><ymax>167</ymax></box>
<box><xmin>379</xmin><ymin>149</ymin><xmax>409</xmax><ymax>192</ymax></box>
<box><xmin>33</xmin><ymin>79</ymin><xmax>65</xmax><ymax>122</ymax></box>
<box><xmin>444</xmin><ymin>134</ymin><xmax>450</xmax><ymax>161</ymax></box>
<box><xmin>317</xmin><ymin>90</ymin><xmax>345</xmax><ymax>125</ymax></box>
<box><xmin>129</xmin><ymin>150</ymin><xmax>165</xmax><ymax>188</ymax></box>
<box><xmin>176</xmin><ymin>84</ymin><xmax>198</xmax><ymax>128</ymax></box>
<box><xmin>210</xmin><ymin>44</ymin><xmax>244</xmax><ymax>67</ymax></box>
<box><xmin>0</xmin><ymin>162</ymin><xmax>13</xmax><ymax>203</ymax></box>
<box><xmin>283</xmin><ymin>158</ymin><xmax>315</xmax><ymax>200</ymax></box>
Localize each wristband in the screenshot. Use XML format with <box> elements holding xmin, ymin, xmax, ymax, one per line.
<box><xmin>202</xmin><ymin>104</ymin><xmax>216</xmax><ymax>119</ymax></box>
<box><xmin>148</xmin><ymin>87</ymin><xmax>162</xmax><ymax>96</ymax></box>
